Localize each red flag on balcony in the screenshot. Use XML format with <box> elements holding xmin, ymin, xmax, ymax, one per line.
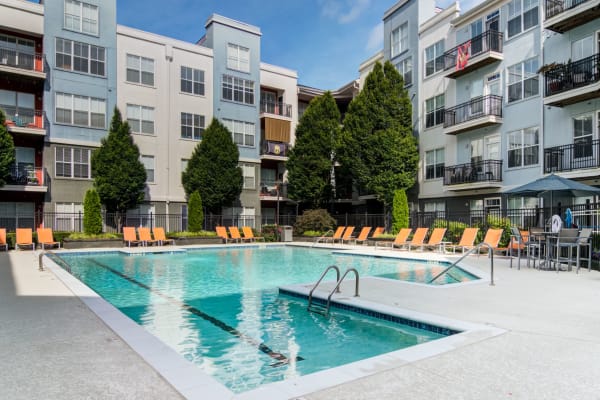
<box><xmin>456</xmin><ymin>41</ymin><xmax>471</xmax><ymax>71</ymax></box>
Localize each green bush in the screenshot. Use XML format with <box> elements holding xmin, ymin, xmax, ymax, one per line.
<box><xmin>302</xmin><ymin>230</ymin><xmax>326</xmax><ymax>237</ymax></box>
<box><xmin>83</xmin><ymin>189</ymin><xmax>103</xmax><ymax>234</ymax></box>
<box><xmin>392</xmin><ymin>189</ymin><xmax>409</xmax><ymax>234</ymax></box>
<box><xmin>188</xmin><ymin>191</ymin><xmax>204</xmax><ymax>232</ymax></box>
<box><xmin>293</xmin><ymin>209</ymin><xmax>336</xmax><ymax>235</ymax></box>
<box><xmin>260</xmin><ymin>225</ymin><xmax>279</xmax><ymax>242</ymax></box>
<box><xmin>432</xmin><ymin>219</ymin><xmax>467</xmax><ymax>243</ymax></box>
<box><xmin>67</xmin><ymin>232</ymin><xmax>120</xmax><ymax>240</ymax></box>
<box><xmin>168</xmin><ymin>230</ymin><xmax>216</xmax><ymax>238</ymax></box>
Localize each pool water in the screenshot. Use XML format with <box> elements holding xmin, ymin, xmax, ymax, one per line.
<box><xmin>56</xmin><ymin>246</ymin><xmax>473</xmax><ymax>393</ymax></box>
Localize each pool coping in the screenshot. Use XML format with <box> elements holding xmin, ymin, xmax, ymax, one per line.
<box><xmin>42</xmin><ymin>245</ymin><xmax>505</xmax><ymax>400</ymax></box>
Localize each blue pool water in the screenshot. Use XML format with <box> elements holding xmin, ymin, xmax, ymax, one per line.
<box><xmin>55</xmin><ymin>246</ymin><xmax>473</xmax><ymax>393</ymax></box>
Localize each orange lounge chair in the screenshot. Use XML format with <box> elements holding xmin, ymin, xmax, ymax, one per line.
<box><xmin>138</xmin><ymin>227</ymin><xmax>159</xmax><ymax>246</ymax></box>
<box><xmin>424</xmin><ymin>228</ymin><xmax>447</xmax><ymax>252</ymax></box>
<box><xmin>216</xmin><ymin>226</ymin><xmax>235</xmax><ymax>243</ymax></box>
<box><xmin>447</xmin><ymin>228</ymin><xmax>480</xmax><ymax>253</ymax></box>
<box><xmin>407</xmin><ymin>228</ymin><xmax>429</xmax><ymax>251</ymax></box>
<box><xmin>37</xmin><ymin>228</ymin><xmax>60</xmax><ymax>250</ymax></box>
<box><xmin>371</xmin><ymin>227</ymin><xmax>385</xmax><ymax>238</ymax></box>
<box><xmin>153</xmin><ymin>227</ymin><xmax>175</xmax><ymax>246</ymax></box>
<box><xmin>339</xmin><ymin>226</ymin><xmax>355</xmax><ymax>244</ymax></box>
<box><xmin>242</xmin><ymin>226</ymin><xmax>265</xmax><ymax>242</ymax></box>
<box><xmin>323</xmin><ymin>226</ymin><xmax>346</xmax><ymax>243</ymax></box>
<box><xmin>229</xmin><ymin>226</ymin><xmax>248</xmax><ymax>242</ymax></box>
<box><xmin>0</xmin><ymin>228</ymin><xmax>8</xmax><ymax>251</ymax></box>
<box><xmin>16</xmin><ymin>228</ymin><xmax>35</xmax><ymax>250</ymax></box>
<box><xmin>123</xmin><ymin>227</ymin><xmax>142</xmax><ymax>247</ymax></box>
<box><xmin>376</xmin><ymin>228</ymin><xmax>412</xmax><ymax>250</ymax></box>
<box><xmin>480</xmin><ymin>228</ymin><xmax>504</xmax><ymax>255</ymax></box>
<box><xmin>346</xmin><ymin>227</ymin><xmax>371</xmax><ymax>245</ymax></box>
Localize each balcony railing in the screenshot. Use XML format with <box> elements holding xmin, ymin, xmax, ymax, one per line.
<box><xmin>444</xmin><ymin>95</ymin><xmax>503</xmax><ymax>128</ymax></box>
<box><xmin>444</xmin><ymin>160</ymin><xmax>503</xmax><ymax>186</ymax></box>
<box><xmin>260</xmin><ymin>181</ymin><xmax>288</xmax><ymax>198</ymax></box>
<box><xmin>0</xmin><ymin>46</ymin><xmax>44</xmax><ymax>73</ymax></box>
<box><xmin>6</xmin><ymin>166</ymin><xmax>45</xmax><ymax>186</ymax></box>
<box><xmin>544</xmin><ymin>139</ymin><xmax>600</xmax><ymax>173</ymax></box>
<box><xmin>444</xmin><ymin>30</ymin><xmax>503</xmax><ymax>72</ymax></box>
<box><xmin>544</xmin><ymin>53</ymin><xmax>600</xmax><ymax>97</ymax></box>
<box><xmin>261</xmin><ymin>140</ymin><xmax>288</xmax><ymax>157</ymax></box>
<box><xmin>545</xmin><ymin>0</ymin><xmax>592</xmax><ymax>19</ymax></box>
<box><xmin>1</xmin><ymin>105</ymin><xmax>44</xmax><ymax>129</ymax></box>
<box><xmin>259</xmin><ymin>100</ymin><xmax>292</xmax><ymax>118</ymax></box>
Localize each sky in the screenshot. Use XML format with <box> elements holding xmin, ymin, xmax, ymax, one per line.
<box><xmin>116</xmin><ymin>0</ymin><xmax>483</xmax><ymax>90</ymax></box>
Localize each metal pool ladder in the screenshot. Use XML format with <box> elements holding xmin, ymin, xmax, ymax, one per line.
<box><xmin>427</xmin><ymin>242</ymin><xmax>495</xmax><ymax>286</ymax></box>
<box><xmin>307</xmin><ymin>265</ymin><xmax>360</xmax><ymax>316</ymax></box>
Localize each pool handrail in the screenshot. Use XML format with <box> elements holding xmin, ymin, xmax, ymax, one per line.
<box><xmin>325</xmin><ymin>268</ymin><xmax>359</xmax><ymax>316</ymax></box>
<box><xmin>428</xmin><ymin>242</ymin><xmax>495</xmax><ymax>286</ymax></box>
<box><xmin>307</xmin><ymin>265</ymin><xmax>340</xmax><ymax>312</ymax></box>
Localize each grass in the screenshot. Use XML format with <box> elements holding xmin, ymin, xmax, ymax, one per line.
<box><xmin>67</xmin><ymin>232</ymin><xmax>121</xmax><ymax>240</ymax></box>
<box><xmin>167</xmin><ymin>231</ymin><xmax>217</xmax><ymax>238</ymax></box>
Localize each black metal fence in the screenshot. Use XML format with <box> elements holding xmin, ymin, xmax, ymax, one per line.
<box><xmin>545</xmin><ymin>0</ymin><xmax>590</xmax><ymax>19</ymax></box>
<box><xmin>544</xmin><ymin>53</ymin><xmax>600</xmax><ymax>97</ymax></box>
<box><xmin>444</xmin><ymin>95</ymin><xmax>503</xmax><ymax>128</ymax></box>
<box><xmin>444</xmin><ymin>160</ymin><xmax>503</xmax><ymax>185</ymax></box>
<box><xmin>443</xmin><ymin>30</ymin><xmax>503</xmax><ymax>71</ymax></box>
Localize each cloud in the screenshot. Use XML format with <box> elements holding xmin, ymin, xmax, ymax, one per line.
<box><xmin>319</xmin><ymin>0</ymin><xmax>372</xmax><ymax>24</ymax></box>
<box><xmin>366</xmin><ymin>22</ymin><xmax>383</xmax><ymax>51</ymax></box>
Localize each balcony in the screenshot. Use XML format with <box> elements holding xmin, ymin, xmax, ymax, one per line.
<box><xmin>260</xmin><ymin>181</ymin><xmax>288</xmax><ymax>201</ymax></box>
<box><xmin>2</xmin><ymin>106</ymin><xmax>45</xmax><ymax>136</ymax></box>
<box><xmin>443</xmin><ymin>95</ymin><xmax>503</xmax><ymax>135</ymax></box>
<box><xmin>259</xmin><ymin>100</ymin><xmax>292</xmax><ymax>119</ymax></box>
<box><xmin>261</xmin><ymin>140</ymin><xmax>289</xmax><ymax>159</ymax></box>
<box><xmin>0</xmin><ymin>46</ymin><xmax>45</xmax><ymax>79</ymax></box>
<box><xmin>443</xmin><ymin>31</ymin><xmax>503</xmax><ymax>79</ymax></box>
<box><xmin>443</xmin><ymin>160</ymin><xmax>503</xmax><ymax>190</ymax></box>
<box><xmin>544</xmin><ymin>139</ymin><xmax>600</xmax><ymax>174</ymax></box>
<box><xmin>545</xmin><ymin>0</ymin><xmax>600</xmax><ymax>33</ymax></box>
<box><xmin>0</xmin><ymin>166</ymin><xmax>47</xmax><ymax>193</ymax></box>
<box><xmin>543</xmin><ymin>53</ymin><xmax>600</xmax><ymax>107</ymax></box>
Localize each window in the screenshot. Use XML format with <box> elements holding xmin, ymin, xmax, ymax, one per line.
<box><xmin>56</xmin><ymin>38</ymin><xmax>105</xmax><ymax>76</ymax></box>
<box><xmin>127</xmin><ymin>204</ymin><xmax>155</xmax><ymax>228</ymax></box>
<box><xmin>180</xmin><ymin>66</ymin><xmax>205</xmax><ymax>96</ymax></box>
<box><xmin>181</xmin><ymin>112</ymin><xmax>205</xmax><ymax>140</ymax></box>
<box><xmin>571</xmin><ymin>36</ymin><xmax>594</xmax><ymax>62</ymax></box>
<box><xmin>573</xmin><ymin>114</ymin><xmax>593</xmax><ymax>158</ymax></box>
<box><xmin>391</xmin><ymin>22</ymin><xmax>408</xmax><ymax>57</ymax></box>
<box><xmin>181</xmin><ymin>159</ymin><xmax>189</xmax><ymax>173</ymax></box>
<box><xmin>242</xmin><ymin>165</ymin><xmax>255</xmax><ymax>189</ymax></box>
<box><xmin>507</xmin><ymin>58</ymin><xmax>539</xmax><ymax>103</ymax></box>
<box><xmin>141</xmin><ymin>155</ymin><xmax>154</xmax><ymax>183</ymax></box>
<box><xmin>0</xmin><ymin>202</ymin><xmax>35</xmax><ymax>230</ymax></box>
<box><xmin>127</xmin><ymin>104</ymin><xmax>154</xmax><ymax>135</ymax></box>
<box><xmin>222</xmin><ymin>119</ymin><xmax>255</xmax><ymax>147</ymax></box>
<box><xmin>64</xmin><ymin>0</ymin><xmax>98</xmax><ymax>35</ymax></box>
<box><xmin>508</xmin><ymin>127</ymin><xmax>539</xmax><ymax>168</ymax></box>
<box><xmin>396</xmin><ymin>57</ymin><xmax>412</xmax><ymax>86</ymax></box>
<box><xmin>227</xmin><ymin>43</ymin><xmax>250</xmax><ymax>73</ymax></box>
<box><xmin>425</xmin><ymin>40</ymin><xmax>444</xmax><ymax>76</ymax></box>
<box><xmin>222</xmin><ymin>75</ymin><xmax>254</xmax><ymax>105</ymax></box>
<box><xmin>223</xmin><ymin>206</ymin><xmax>256</xmax><ymax>228</ymax></box>
<box><xmin>126</xmin><ymin>54</ymin><xmax>154</xmax><ymax>86</ymax></box>
<box><xmin>425</xmin><ymin>148</ymin><xmax>444</xmax><ymax>180</ymax></box>
<box><xmin>55</xmin><ymin>147</ymin><xmax>91</xmax><ymax>178</ymax></box>
<box><xmin>425</xmin><ymin>95</ymin><xmax>444</xmax><ymax>128</ymax></box>
<box><xmin>507</xmin><ymin>0</ymin><xmax>538</xmax><ymax>38</ymax></box>
<box><xmin>55</xmin><ymin>202</ymin><xmax>83</xmax><ymax>231</ymax></box>
<box><xmin>423</xmin><ymin>201</ymin><xmax>445</xmax><ymax>216</ymax></box>
<box><xmin>55</xmin><ymin>93</ymin><xmax>105</xmax><ymax>128</ymax></box>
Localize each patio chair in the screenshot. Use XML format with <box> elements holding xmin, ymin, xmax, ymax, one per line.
<box><xmin>123</xmin><ymin>227</ymin><xmax>142</xmax><ymax>247</ymax></box>
<box><xmin>346</xmin><ymin>227</ymin><xmax>371</xmax><ymax>245</ymax></box>
<box><xmin>446</xmin><ymin>227</ymin><xmax>479</xmax><ymax>253</ymax></box>
<box><xmin>242</xmin><ymin>226</ymin><xmax>265</xmax><ymax>242</ymax></box>
<box><xmin>423</xmin><ymin>228</ymin><xmax>447</xmax><ymax>252</ymax></box>
<box><xmin>323</xmin><ymin>226</ymin><xmax>346</xmax><ymax>244</ymax></box>
<box><xmin>371</xmin><ymin>227</ymin><xmax>385</xmax><ymax>238</ymax></box>
<box><xmin>229</xmin><ymin>226</ymin><xmax>250</xmax><ymax>242</ymax></box>
<box><xmin>16</xmin><ymin>228</ymin><xmax>35</xmax><ymax>250</ymax></box>
<box><xmin>0</xmin><ymin>228</ymin><xmax>8</xmax><ymax>251</ymax></box>
<box><xmin>575</xmin><ymin>228</ymin><xmax>593</xmax><ymax>273</ymax></box>
<box><xmin>376</xmin><ymin>228</ymin><xmax>412</xmax><ymax>250</ymax></box>
<box><xmin>552</xmin><ymin>228</ymin><xmax>579</xmax><ymax>272</ymax></box>
<box><xmin>407</xmin><ymin>228</ymin><xmax>429</xmax><ymax>251</ymax></box>
<box><xmin>138</xmin><ymin>227</ymin><xmax>159</xmax><ymax>246</ymax></box>
<box><xmin>339</xmin><ymin>226</ymin><xmax>355</xmax><ymax>244</ymax></box>
<box><xmin>479</xmin><ymin>228</ymin><xmax>504</xmax><ymax>256</ymax></box>
<box><xmin>36</xmin><ymin>228</ymin><xmax>60</xmax><ymax>250</ymax></box>
<box><xmin>152</xmin><ymin>227</ymin><xmax>175</xmax><ymax>246</ymax></box>
<box><xmin>527</xmin><ymin>227</ymin><xmax>544</xmax><ymax>269</ymax></box>
<box><xmin>509</xmin><ymin>227</ymin><xmax>531</xmax><ymax>270</ymax></box>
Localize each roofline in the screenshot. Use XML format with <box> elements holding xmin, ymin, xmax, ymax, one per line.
<box><xmin>205</xmin><ymin>14</ymin><xmax>262</xmax><ymax>36</ymax></box>
<box><xmin>419</xmin><ymin>2</ymin><xmax>460</xmax><ymax>34</ymax></box>
<box><xmin>0</xmin><ymin>0</ymin><xmax>44</xmax><ymax>16</ymax></box>
<box><xmin>117</xmin><ymin>25</ymin><xmax>213</xmax><ymax>57</ymax></box>
<box><xmin>359</xmin><ymin>50</ymin><xmax>384</xmax><ymax>71</ymax></box>
<box><xmin>260</xmin><ymin>62</ymin><xmax>298</xmax><ymax>79</ymax></box>
<box><xmin>383</xmin><ymin>0</ymin><xmax>410</xmax><ymax>21</ymax></box>
<box><xmin>452</xmin><ymin>0</ymin><xmax>508</xmax><ymax>27</ymax></box>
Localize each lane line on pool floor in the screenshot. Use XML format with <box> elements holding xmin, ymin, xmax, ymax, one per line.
<box><xmin>86</xmin><ymin>259</ymin><xmax>304</xmax><ymax>366</ymax></box>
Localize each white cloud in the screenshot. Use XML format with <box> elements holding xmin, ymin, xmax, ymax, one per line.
<box><xmin>366</xmin><ymin>22</ymin><xmax>383</xmax><ymax>51</ymax></box>
<box><xmin>319</xmin><ymin>0</ymin><xmax>372</xmax><ymax>24</ymax></box>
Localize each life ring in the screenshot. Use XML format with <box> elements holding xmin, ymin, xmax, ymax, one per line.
<box><xmin>551</xmin><ymin>215</ymin><xmax>562</xmax><ymax>233</ymax></box>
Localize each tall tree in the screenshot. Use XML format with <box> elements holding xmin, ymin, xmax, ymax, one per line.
<box><xmin>0</xmin><ymin>110</ymin><xmax>15</xmax><ymax>187</ymax></box>
<box><xmin>286</xmin><ymin>91</ymin><xmax>341</xmax><ymax>209</ymax></box>
<box><xmin>339</xmin><ymin>61</ymin><xmax>418</xmax><ymax>213</ymax></box>
<box><xmin>187</xmin><ymin>190</ymin><xmax>204</xmax><ymax>232</ymax></box>
<box><xmin>83</xmin><ymin>189</ymin><xmax>102</xmax><ymax>235</ymax></box>
<box><xmin>182</xmin><ymin>118</ymin><xmax>242</xmax><ymax>213</ymax></box>
<box><xmin>91</xmin><ymin>107</ymin><xmax>146</xmax><ymax>229</ymax></box>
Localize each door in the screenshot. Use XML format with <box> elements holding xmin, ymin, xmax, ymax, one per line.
<box><xmin>485</xmin><ymin>73</ymin><xmax>501</xmax><ymax>115</ymax></box>
<box><xmin>485</xmin><ymin>136</ymin><xmax>500</xmax><ymax>179</ymax></box>
<box><xmin>471</xmin><ymin>20</ymin><xmax>483</xmax><ymax>54</ymax></box>
<box><xmin>470</xmin><ymin>79</ymin><xmax>484</xmax><ymax>117</ymax></box>
<box><xmin>486</xmin><ymin>11</ymin><xmax>500</xmax><ymax>51</ymax></box>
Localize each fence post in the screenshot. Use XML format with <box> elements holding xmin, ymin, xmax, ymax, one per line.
<box><xmin>150</xmin><ymin>211</ymin><xmax>153</xmax><ymax>230</ymax></box>
<box><xmin>79</xmin><ymin>211</ymin><xmax>82</xmax><ymax>232</ymax></box>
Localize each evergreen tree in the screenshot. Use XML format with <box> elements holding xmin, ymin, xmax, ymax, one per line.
<box><xmin>0</xmin><ymin>110</ymin><xmax>15</xmax><ymax>187</ymax></box>
<box><xmin>83</xmin><ymin>189</ymin><xmax>103</xmax><ymax>235</ymax></box>
<box><xmin>182</xmin><ymin>118</ymin><xmax>242</xmax><ymax>213</ymax></box>
<box><xmin>392</xmin><ymin>189</ymin><xmax>409</xmax><ymax>234</ymax></box>
<box><xmin>91</xmin><ymin>107</ymin><xmax>146</xmax><ymax>229</ymax></box>
<box><xmin>187</xmin><ymin>191</ymin><xmax>204</xmax><ymax>232</ymax></box>
<box><xmin>339</xmin><ymin>61</ymin><xmax>418</xmax><ymax>214</ymax></box>
<box><xmin>286</xmin><ymin>92</ymin><xmax>341</xmax><ymax>208</ymax></box>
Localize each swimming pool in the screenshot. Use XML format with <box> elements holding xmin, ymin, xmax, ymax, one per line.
<box><xmin>53</xmin><ymin>246</ymin><xmax>477</xmax><ymax>393</ymax></box>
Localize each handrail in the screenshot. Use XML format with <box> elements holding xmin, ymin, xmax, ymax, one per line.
<box><xmin>307</xmin><ymin>264</ymin><xmax>340</xmax><ymax>311</ymax></box>
<box><xmin>324</xmin><ymin>268</ymin><xmax>359</xmax><ymax>316</ymax></box>
<box><xmin>312</xmin><ymin>229</ymin><xmax>333</xmax><ymax>247</ymax></box>
<box><xmin>39</xmin><ymin>250</ymin><xmax>70</xmax><ymax>272</ymax></box>
<box><xmin>428</xmin><ymin>242</ymin><xmax>495</xmax><ymax>286</ymax></box>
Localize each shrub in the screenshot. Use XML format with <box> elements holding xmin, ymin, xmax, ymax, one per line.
<box><xmin>167</xmin><ymin>231</ymin><xmax>216</xmax><ymax>238</ymax></box>
<box><xmin>392</xmin><ymin>189</ymin><xmax>409</xmax><ymax>234</ymax></box>
<box><xmin>260</xmin><ymin>224</ymin><xmax>279</xmax><ymax>242</ymax></box>
<box><xmin>293</xmin><ymin>209</ymin><xmax>336</xmax><ymax>235</ymax></box>
<box><xmin>67</xmin><ymin>232</ymin><xmax>120</xmax><ymax>240</ymax></box>
<box><xmin>83</xmin><ymin>189</ymin><xmax>103</xmax><ymax>234</ymax></box>
<box><xmin>302</xmin><ymin>230</ymin><xmax>325</xmax><ymax>237</ymax></box>
<box><xmin>188</xmin><ymin>191</ymin><xmax>204</xmax><ymax>232</ymax></box>
<box><xmin>432</xmin><ymin>219</ymin><xmax>467</xmax><ymax>244</ymax></box>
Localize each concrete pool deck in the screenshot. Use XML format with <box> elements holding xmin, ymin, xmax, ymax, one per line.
<box><xmin>1</xmin><ymin>245</ymin><xmax>599</xmax><ymax>399</ymax></box>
